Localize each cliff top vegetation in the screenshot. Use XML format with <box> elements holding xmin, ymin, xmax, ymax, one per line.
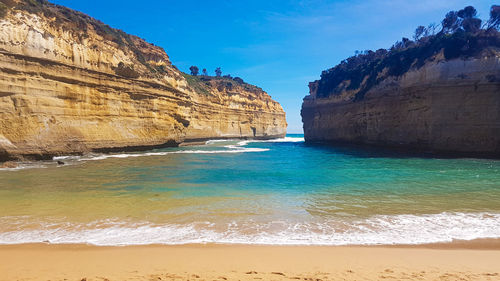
<box><xmin>314</xmin><ymin>5</ymin><xmax>500</xmax><ymax>101</ymax></box>
<box><xmin>182</xmin><ymin>73</ymin><xmax>264</xmax><ymax>96</ymax></box>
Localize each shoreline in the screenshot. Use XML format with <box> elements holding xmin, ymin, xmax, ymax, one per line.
<box><xmin>0</xmin><ymin>135</ymin><xmax>291</xmax><ymax>170</ymax></box>
<box><xmin>0</xmin><ymin>135</ymin><xmax>291</xmax><ymax>169</ymax></box>
<box><xmin>1</xmin><ymin>241</ymin><xmax>499</xmax><ymax>281</ymax></box>
<box><xmin>0</xmin><ymin>134</ymin><xmax>288</xmax><ymax>163</ymax></box>
<box><xmin>2</xmin><ymin>237</ymin><xmax>500</xmax><ymax>250</ymax></box>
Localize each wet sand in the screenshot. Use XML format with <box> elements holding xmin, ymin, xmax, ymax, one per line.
<box><xmin>1</xmin><ymin>241</ymin><xmax>500</xmax><ymax>281</ymax></box>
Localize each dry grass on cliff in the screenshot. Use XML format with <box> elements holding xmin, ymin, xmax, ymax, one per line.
<box><xmin>182</xmin><ymin>74</ymin><xmax>212</xmax><ymax>96</ymax></box>
<box><xmin>182</xmin><ymin>74</ymin><xmax>267</xmax><ymax>97</ymax></box>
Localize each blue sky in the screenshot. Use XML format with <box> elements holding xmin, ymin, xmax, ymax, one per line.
<box><xmin>51</xmin><ymin>0</ymin><xmax>493</xmax><ymax>133</ymax></box>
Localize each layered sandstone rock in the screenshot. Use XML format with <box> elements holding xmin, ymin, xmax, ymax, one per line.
<box><xmin>302</xmin><ymin>53</ymin><xmax>500</xmax><ymax>157</ymax></box>
<box><xmin>0</xmin><ymin>0</ymin><xmax>287</xmax><ymax>160</ymax></box>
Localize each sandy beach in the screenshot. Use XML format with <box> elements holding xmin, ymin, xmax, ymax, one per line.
<box><xmin>1</xmin><ymin>242</ymin><xmax>500</xmax><ymax>281</ymax></box>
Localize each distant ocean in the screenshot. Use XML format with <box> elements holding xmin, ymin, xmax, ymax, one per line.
<box><xmin>1</xmin><ymin>134</ymin><xmax>500</xmax><ymax>246</ymax></box>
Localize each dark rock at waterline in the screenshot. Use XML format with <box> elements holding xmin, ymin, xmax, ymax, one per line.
<box><xmin>57</xmin><ymin>161</ymin><xmax>65</xmax><ymax>165</ymax></box>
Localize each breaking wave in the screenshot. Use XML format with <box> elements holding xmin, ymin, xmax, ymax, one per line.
<box><xmin>50</xmin><ymin>137</ymin><xmax>304</xmax><ymax>162</ymax></box>
<box><xmin>1</xmin><ymin>212</ymin><xmax>499</xmax><ymax>246</ymax></box>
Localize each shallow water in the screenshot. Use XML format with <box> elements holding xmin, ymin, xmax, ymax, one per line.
<box><xmin>0</xmin><ymin>134</ymin><xmax>499</xmax><ymax>245</ymax></box>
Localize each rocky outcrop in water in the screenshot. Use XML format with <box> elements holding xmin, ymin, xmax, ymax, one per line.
<box><xmin>0</xmin><ymin>0</ymin><xmax>287</xmax><ymax>160</ymax></box>
<box><xmin>302</xmin><ymin>28</ymin><xmax>500</xmax><ymax>157</ymax></box>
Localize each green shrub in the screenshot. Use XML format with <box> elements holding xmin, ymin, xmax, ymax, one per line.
<box><xmin>182</xmin><ymin>74</ymin><xmax>211</xmax><ymax>95</ymax></box>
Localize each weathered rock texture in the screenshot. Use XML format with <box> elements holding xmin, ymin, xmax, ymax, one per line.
<box><xmin>302</xmin><ymin>53</ymin><xmax>500</xmax><ymax>157</ymax></box>
<box><xmin>0</xmin><ymin>0</ymin><xmax>286</xmax><ymax>160</ymax></box>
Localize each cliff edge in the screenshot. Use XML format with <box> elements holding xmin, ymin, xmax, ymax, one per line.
<box><xmin>0</xmin><ymin>0</ymin><xmax>287</xmax><ymax>160</ymax></box>
<box><xmin>302</xmin><ymin>7</ymin><xmax>500</xmax><ymax>157</ymax></box>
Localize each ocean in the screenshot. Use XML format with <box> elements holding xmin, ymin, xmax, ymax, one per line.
<box><xmin>0</xmin><ymin>134</ymin><xmax>499</xmax><ymax>246</ymax></box>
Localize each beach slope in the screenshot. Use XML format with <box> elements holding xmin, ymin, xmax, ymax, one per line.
<box><xmin>1</xmin><ymin>243</ymin><xmax>499</xmax><ymax>281</ymax></box>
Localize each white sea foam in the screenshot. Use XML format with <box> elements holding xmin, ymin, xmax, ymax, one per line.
<box><xmin>50</xmin><ymin>139</ymin><xmax>273</xmax><ymax>162</ymax></box>
<box><xmin>49</xmin><ymin>136</ymin><xmax>304</xmax><ymax>162</ymax></box>
<box><xmin>76</xmin><ymin>147</ymin><xmax>270</xmax><ymax>161</ymax></box>
<box><xmin>0</xmin><ymin>163</ymin><xmax>49</xmax><ymax>172</ymax></box>
<box><xmin>0</xmin><ymin>166</ymin><xmax>24</xmax><ymax>172</ymax></box>
<box><xmin>205</xmin><ymin>139</ymin><xmax>237</xmax><ymax>144</ymax></box>
<box><xmin>236</xmin><ymin>137</ymin><xmax>305</xmax><ymax>146</ymax></box>
<box><xmin>5</xmin><ymin>137</ymin><xmax>302</xmax><ymax>166</ymax></box>
<box><xmin>205</xmin><ymin>136</ymin><xmax>304</xmax><ymax>146</ymax></box>
<box><xmin>259</xmin><ymin>137</ymin><xmax>305</xmax><ymax>143</ymax></box>
<box><xmin>1</xmin><ymin>212</ymin><xmax>499</xmax><ymax>246</ymax></box>
<box><xmin>52</xmin><ymin>155</ymin><xmax>82</xmax><ymax>161</ymax></box>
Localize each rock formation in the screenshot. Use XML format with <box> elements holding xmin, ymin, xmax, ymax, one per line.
<box><xmin>302</xmin><ymin>31</ymin><xmax>500</xmax><ymax>157</ymax></box>
<box><xmin>0</xmin><ymin>0</ymin><xmax>287</xmax><ymax>160</ymax></box>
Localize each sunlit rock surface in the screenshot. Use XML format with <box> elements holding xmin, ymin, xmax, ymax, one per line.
<box><xmin>302</xmin><ymin>51</ymin><xmax>500</xmax><ymax>157</ymax></box>
<box><xmin>0</xmin><ymin>1</ymin><xmax>287</xmax><ymax>160</ymax></box>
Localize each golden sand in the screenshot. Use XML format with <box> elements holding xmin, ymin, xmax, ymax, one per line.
<box><xmin>1</xmin><ymin>242</ymin><xmax>500</xmax><ymax>281</ymax></box>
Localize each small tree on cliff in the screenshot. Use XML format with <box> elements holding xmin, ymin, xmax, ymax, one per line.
<box><xmin>427</xmin><ymin>23</ymin><xmax>439</xmax><ymax>35</ymax></box>
<box><xmin>462</xmin><ymin>17</ymin><xmax>482</xmax><ymax>32</ymax></box>
<box><xmin>457</xmin><ymin>6</ymin><xmax>477</xmax><ymax>19</ymax></box>
<box><xmin>413</xmin><ymin>26</ymin><xmax>426</xmax><ymax>41</ymax></box>
<box><xmin>189</xmin><ymin>66</ymin><xmax>199</xmax><ymax>76</ymax></box>
<box><xmin>215</xmin><ymin>67</ymin><xmax>222</xmax><ymax>77</ymax></box>
<box><xmin>457</xmin><ymin>6</ymin><xmax>481</xmax><ymax>33</ymax></box>
<box><xmin>488</xmin><ymin>5</ymin><xmax>500</xmax><ymax>30</ymax></box>
<box><xmin>202</xmin><ymin>68</ymin><xmax>208</xmax><ymax>76</ymax></box>
<box><xmin>442</xmin><ymin>11</ymin><xmax>460</xmax><ymax>33</ymax></box>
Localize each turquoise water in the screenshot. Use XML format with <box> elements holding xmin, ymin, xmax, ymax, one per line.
<box><xmin>0</xmin><ymin>134</ymin><xmax>500</xmax><ymax>245</ymax></box>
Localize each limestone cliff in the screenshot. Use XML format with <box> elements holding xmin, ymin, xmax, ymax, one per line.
<box><xmin>0</xmin><ymin>0</ymin><xmax>287</xmax><ymax>160</ymax></box>
<box><xmin>302</xmin><ymin>31</ymin><xmax>500</xmax><ymax>157</ymax></box>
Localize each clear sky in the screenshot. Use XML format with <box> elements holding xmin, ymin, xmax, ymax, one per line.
<box><xmin>51</xmin><ymin>0</ymin><xmax>493</xmax><ymax>133</ymax></box>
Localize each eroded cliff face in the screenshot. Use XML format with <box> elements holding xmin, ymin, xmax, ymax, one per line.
<box><xmin>0</xmin><ymin>1</ymin><xmax>286</xmax><ymax>160</ymax></box>
<box><xmin>302</xmin><ymin>54</ymin><xmax>500</xmax><ymax>156</ymax></box>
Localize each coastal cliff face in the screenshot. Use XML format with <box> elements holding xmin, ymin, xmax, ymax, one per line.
<box><xmin>0</xmin><ymin>0</ymin><xmax>286</xmax><ymax>160</ymax></box>
<box><xmin>302</xmin><ymin>52</ymin><xmax>500</xmax><ymax>156</ymax></box>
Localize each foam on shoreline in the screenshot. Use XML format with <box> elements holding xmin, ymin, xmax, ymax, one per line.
<box><xmin>1</xmin><ymin>137</ymin><xmax>306</xmax><ymax>171</ymax></box>
<box><xmin>1</xmin><ymin>212</ymin><xmax>499</xmax><ymax>246</ymax></box>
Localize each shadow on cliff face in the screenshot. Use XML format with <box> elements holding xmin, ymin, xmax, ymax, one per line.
<box><xmin>303</xmin><ymin>142</ymin><xmax>500</xmax><ymax>160</ymax></box>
